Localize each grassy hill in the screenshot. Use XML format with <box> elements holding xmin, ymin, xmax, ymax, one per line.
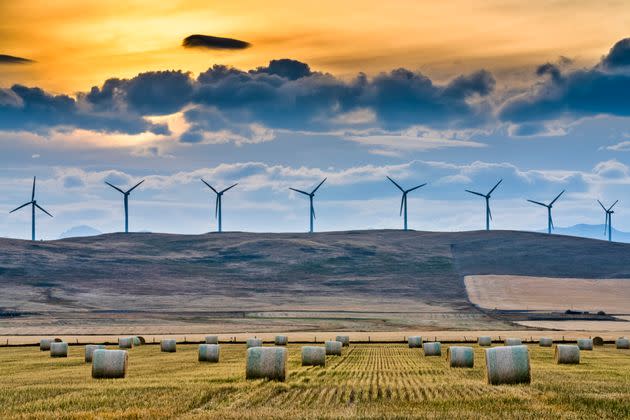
<box><xmin>1</xmin><ymin>230</ymin><xmax>629</xmax><ymax>334</ymax></box>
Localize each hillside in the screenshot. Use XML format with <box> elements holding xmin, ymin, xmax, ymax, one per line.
<box><xmin>1</xmin><ymin>230</ymin><xmax>629</xmax><ymax>334</ymax></box>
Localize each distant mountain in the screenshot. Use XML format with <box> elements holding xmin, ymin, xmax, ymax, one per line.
<box><xmin>539</xmin><ymin>224</ymin><xmax>630</xmax><ymax>243</ymax></box>
<box><xmin>59</xmin><ymin>225</ymin><xmax>102</xmax><ymax>239</ymax></box>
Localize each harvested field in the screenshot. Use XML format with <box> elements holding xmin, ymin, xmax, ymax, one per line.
<box><xmin>0</xmin><ymin>343</ymin><xmax>628</xmax><ymax>418</ymax></box>
<box><xmin>465</xmin><ymin>275</ymin><xmax>630</xmax><ymax>313</ymax></box>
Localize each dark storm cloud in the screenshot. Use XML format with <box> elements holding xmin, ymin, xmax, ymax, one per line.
<box><xmin>0</xmin><ymin>85</ymin><xmax>168</xmax><ymax>135</ymax></box>
<box><xmin>498</xmin><ymin>37</ymin><xmax>630</xmax><ymax>134</ymax></box>
<box><xmin>182</xmin><ymin>34</ymin><xmax>250</xmax><ymax>50</ymax></box>
<box><xmin>0</xmin><ymin>54</ymin><xmax>34</xmax><ymax>64</ymax></box>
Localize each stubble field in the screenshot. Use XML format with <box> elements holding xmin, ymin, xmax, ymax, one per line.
<box><xmin>1</xmin><ymin>343</ymin><xmax>629</xmax><ymax>419</ymax></box>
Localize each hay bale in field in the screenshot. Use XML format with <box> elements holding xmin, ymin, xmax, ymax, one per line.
<box><xmin>118</xmin><ymin>337</ymin><xmax>134</xmax><ymax>349</ymax></box>
<box><xmin>555</xmin><ymin>344</ymin><xmax>580</xmax><ymax>364</ymax></box>
<box><xmin>408</xmin><ymin>336</ymin><xmax>422</xmax><ymax>348</ymax></box>
<box><xmin>246</xmin><ymin>338</ymin><xmax>263</xmax><ymax>348</ymax></box>
<box><xmin>593</xmin><ymin>336</ymin><xmax>604</xmax><ymax>346</ymax></box>
<box><xmin>616</xmin><ymin>337</ymin><xmax>629</xmax><ymax>349</ymax></box>
<box><xmin>504</xmin><ymin>338</ymin><xmax>522</xmax><ymax>346</ymax></box>
<box><xmin>539</xmin><ymin>337</ymin><xmax>553</xmax><ymax>347</ymax></box>
<box><xmin>447</xmin><ymin>346</ymin><xmax>474</xmax><ymax>368</ymax></box>
<box><xmin>423</xmin><ymin>342</ymin><xmax>441</xmax><ymax>356</ymax></box>
<box><xmin>275</xmin><ymin>335</ymin><xmax>288</xmax><ymax>346</ymax></box>
<box><xmin>161</xmin><ymin>339</ymin><xmax>177</xmax><ymax>353</ymax></box>
<box><xmin>50</xmin><ymin>342</ymin><xmax>68</xmax><ymax>358</ymax></box>
<box><xmin>40</xmin><ymin>338</ymin><xmax>55</xmax><ymax>351</ymax></box>
<box><xmin>246</xmin><ymin>347</ymin><xmax>287</xmax><ymax>381</ymax></box>
<box><xmin>325</xmin><ymin>340</ymin><xmax>342</xmax><ymax>356</ymax></box>
<box><xmin>478</xmin><ymin>336</ymin><xmax>492</xmax><ymax>347</ymax></box>
<box><xmin>132</xmin><ymin>336</ymin><xmax>145</xmax><ymax>346</ymax></box>
<box><xmin>205</xmin><ymin>335</ymin><xmax>219</xmax><ymax>344</ymax></box>
<box><xmin>335</xmin><ymin>336</ymin><xmax>350</xmax><ymax>347</ymax></box>
<box><xmin>198</xmin><ymin>344</ymin><xmax>220</xmax><ymax>362</ymax></box>
<box><xmin>85</xmin><ymin>345</ymin><xmax>106</xmax><ymax>363</ymax></box>
<box><xmin>301</xmin><ymin>346</ymin><xmax>326</xmax><ymax>367</ymax></box>
<box><xmin>577</xmin><ymin>338</ymin><xmax>593</xmax><ymax>350</ymax></box>
<box><xmin>485</xmin><ymin>345</ymin><xmax>531</xmax><ymax>385</ymax></box>
<box><xmin>92</xmin><ymin>349</ymin><xmax>128</xmax><ymax>379</ymax></box>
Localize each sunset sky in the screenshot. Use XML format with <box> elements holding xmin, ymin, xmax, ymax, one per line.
<box><xmin>1</xmin><ymin>1</ymin><xmax>630</xmax><ymax>239</ymax></box>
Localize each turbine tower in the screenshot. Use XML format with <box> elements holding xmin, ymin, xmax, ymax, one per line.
<box><xmin>201</xmin><ymin>179</ymin><xmax>237</xmax><ymax>232</ymax></box>
<box><xmin>465</xmin><ymin>179</ymin><xmax>502</xmax><ymax>231</ymax></box>
<box><xmin>386</xmin><ymin>176</ymin><xmax>426</xmax><ymax>231</ymax></box>
<box><xmin>9</xmin><ymin>176</ymin><xmax>53</xmax><ymax>241</ymax></box>
<box><xmin>105</xmin><ymin>179</ymin><xmax>145</xmax><ymax>233</ymax></box>
<box><xmin>527</xmin><ymin>190</ymin><xmax>565</xmax><ymax>234</ymax></box>
<box><xmin>598</xmin><ymin>199</ymin><xmax>618</xmax><ymax>242</ymax></box>
<box><xmin>289</xmin><ymin>178</ymin><xmax>326</xmax><ymax>233</ymax></box>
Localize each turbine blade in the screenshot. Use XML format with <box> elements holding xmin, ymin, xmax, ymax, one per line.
<box><xmin>201</xmin><ymin>178</ymin><xmax>219</xmax><ymax>194</ymax></box>
<box><xmin>488</xmin><ymin>204</ymin><xmax>492</xmax><ymax>221</ymax></box>
<box><xmin>527</xmin><ymin>199</ymin><xmax>547</xmax><ymax>207</ymax></box>
<box><xmin>604</xmin><ymin>213</ymin><xmax>609</xmax><ymax>235</ymax></box>
<box><xmin>550</xmin><ymin>189</ymin><xmax>565</xmax><ymax>205</ymax></box>
<box><xmin>487</xmin><ymin>179</ymin><xmax>503</xmax><ymax>196</ymax></box>
<box><xmin>399</xmin><ymin>194</ymin><xmax>405</xmax><ymax>216</ymax></box>
<box><xmin>35</xmin><ymin>203</ymin><xmax>53</xmax><ymax>217</ymax></box>
<box><xmin>608</xmin><ymin>200</ymin><xmax>619</xmax><ymax>211</ymax></box>
<box><xmin>311</xmin><ymin>204</ymin><xmax>316</xmax><ymax>220</ymax></box>
<box><xmin>10</xmin><ymin>201</ymin><xmax>32</xmax><ymax>213</ymax></box>
<box><xmin>550</xmin><ymin>214</ymin><xmax>554</xmax><ymax>231</ymax></box>
<box><xmin>105</xmin><ymin>182</ymin><xmax>125</xmax><ymax>194</ymax></box>
<box><xmin>289</xmin><ymin>187</ymin><xmax>310</xmax><ymax>196</ymax></box>
<box><xmin>215</xmin><ymin>195</ymin><xmax>219</xmax><ymax>218</ymax></box>
<box><xmin>126</xmin><ymin>179</ymin><xmax>145</xmax><ymax>194</ymax></box>
<box><xmin>220</xmin><ymin>183</ymin><xmax>238</xmax><ymax>194</ymax></box>
<box><xmin>31</xmin><ymin>176</ymin><xmax>36</xmax><ymax>201</ymax></box>
<box><xmin>406</xmin><ymin>183</ymin><xmax>427</xmax><ymax>193</ymax></box>
<box><xmin>311</xmin><ymin>178</ymin><xmax>327</xmax><ymax>194</ymax></box>
<box><xmin>597</xmin><ymin>200</ymin><xmax>607</xmax><ymax>211</ymax></box>
<box><xmin>386</xmin><ymin>176</ymin><xmax>405</xmax><ymax>192</ymax></box>
<box><xmin>465</xmin><ymin>190</ymin><xmax>485</xmax><ymax>198</ymax></box>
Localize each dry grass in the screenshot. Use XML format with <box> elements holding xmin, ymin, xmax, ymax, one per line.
<box><xmin>0</xmin><ymin>343</ymin><xmax>629</xmax><ymax>419</ymax></box>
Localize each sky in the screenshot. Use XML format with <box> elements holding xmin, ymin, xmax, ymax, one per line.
<box><xmin>1</xmin><ymin>1</ymin><xmax>630</xmax><ymax>239</ymax></box>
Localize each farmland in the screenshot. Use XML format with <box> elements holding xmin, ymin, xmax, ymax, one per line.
<box><xmin>1</xmin><ymin>343</ymin><xmax>629</xmax><ymax>419</ymax></box>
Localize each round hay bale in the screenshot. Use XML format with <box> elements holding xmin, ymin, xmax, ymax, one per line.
<box><xmin>50</xmin><ymin>342</ymin><xmax>68</xmax><ymax>358</ymax></box>
<box><xmin>92</xmin><ymin>349</ymin><xmax>128</xmax><ymax>379</ymax></box>
<box><xmin>132</xmin><ymin>336</ymin><xmax>145</xmax><ymax>346</ymax></box>
<box><xmin>198</xmin><ymin>344</ymin><xmax>220</xmax><ymax>362</ymax></box>
<box><xmin>555</xmin><ymin>344</ymin><xmax>580</xmax><ymax>364</ymax></box>
<box><xmin>161</xmin><ymin>339</ymin><xmax>177</xmax><ymax>353</ymax></box>
<box><xmin>484</xmin><ymin>345</ymin><xmax>531</xmax><ymax>385</ymax></box>
<box><xmin>504</xmin><ymin>338</ymin><xmax>522</xmax><ymax>346</ymax></box>
<box><xmin>616</xmin><ymin>337</ymin><xmax>629</xmax><ymax>349</ymax></box>
<box><xmin>335</xmin><ymin>336</ymin><xmax>350</xmax><ymax>347</ymax></box>
<box><xmin>447</xmin><ymin>346</ymin><xmax>474</xmax><ymax>368</ymax></box>
<box><xmin>408</xmin><ymin>336</ymin><xmax>422</xmax><ymax>348</ymax></box>
<box><xmin>40</xmin><ymin>338</ymin><xmax>54</xmax><ymax>351</ymax></box>
<box><xmin>423</xmin><ymin>342</ymin><xmax>441</xmax><ymax>357</ymax></box>
<box><xmin>118</xmin><ymin>337</ymin><xmax>134</xmax><ymax>349</ymax></box>
<box><xmin>577</xmin><ymin>338</ymin><xmax>593</xmax><ymax>350</ymax></box>
<box><xmin>274</xmin><ymin>336</ymin><xmax>288</xmax><ymax>346</ymax></box>
<box><xmin>478</xmin><ymin>336</ymin><xmax>492</xmax><ymax>347</ymax></box>
<box><xmin>85</xmin><ymin>344</ymin><xmax>106</xmax><ymax>363</ymax></box>
<box><xmin>539</xmin><ymin>337</ymin><xmax>553</xmax><ymax>347</ymax></box>
<box><xmin>325</xmin><ymin>340</ymin><xmax>342</xmax><ymax>356</ymax></box>
<box><xmin>205</xmin><ymin>335</ymin><xmax>219</xmax><ymax>344</ymax></box>
<box><xmin>301</xmin><ymin>346</ymin><xmax>326</xmax><ymax>367</ymax></box>
<box><xmin>246</xmin><ymin>338</ymin><xmax>263</xmax><ymax>348</ymax></box>
<box><xmin>246</xmin><ymin>347</ymin><xmax>287</xmax><ymax>381</ymax></box>
<box><xmin>592</xmin><ymin>336</ymin><xmax>604</xmax><ymax>346</ymax></box>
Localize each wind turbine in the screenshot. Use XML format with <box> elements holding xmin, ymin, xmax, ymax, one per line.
<box><xmin>598</xmin><ymin>199</ymin><xmax>618</xmax><ymax>242</ymax></box>
<box><xmin>465</xmin><ymin>179</ymin><xmax>502</xmax><ymax>231</ymax></box>
<box><xmin>9</xmin><ymin>176</ymin><xmax>53</xmax><ymax>241</ymax></box>
<box><xmin>527</xmin><ymin>190</ymin><xmax>565</xmax><ymax>234</ymax></box>
<box><xmin>105</xmin><ymin>179</ymin><xmax>145</xmax><ymax>233</ymax></box>
<box><xmin>201</xmin><ymin>179</ymin><xmax>237</xmax><ymax>232</ymax></box>
<box><xmin>386</xmin><ymin>176</ymin><xmax>426</xmax><ymax>231</ymax></box>
<box><xmin>289</xmin><ymin>178</ymin><xmax>326</xmax><ymax>233</ymax></box>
